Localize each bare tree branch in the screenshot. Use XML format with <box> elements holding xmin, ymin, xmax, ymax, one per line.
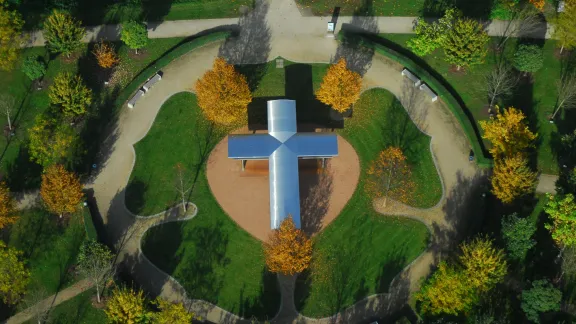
<box><xmin>0</xmin><ymin>94</ymin><xmax>16</xmax><ymax>131</ymax></box>
<box><xmin>552</xmin><ymin>72</ymin><xmax>576</xmax><ymax>119</ymax></box>
<box><xmin>24</xmin><ymin>287</ymin><xmax>51</xmax><ymax>324</ymax></box>
<box><xmin>174</xmin><ymin>163</ymin><xmax>193</xmax><ymax>212</ymax></box>
<box><xmin>497</xmin><ymin>5</ymin><xmax>543</xmax><ymax>49</ymax></box>
<box><xmin>484</xmin><ymin>61</ymin><xmax>518</xmax><ymax>108</ymax></box>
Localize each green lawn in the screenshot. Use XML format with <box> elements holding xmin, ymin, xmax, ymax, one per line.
<box><xmin>24</xmin><ymin>289</ymin><xmax>106</xmax><ymax>324</ymax></box>
<box><xmin>8</xmin><ymin>208</ymin><xmax>86</xmax><ymax>301</ymax></box>
<box><xmin>382</xmin><ymin>34</ymin><xmax>562</xmax><ymax>174</ymax></box>
<box><xmin>138</xmin><ymin>93</ymin><xmax>280</xmax><ymax>319</ymax></box>
<box><xmin>20</xmin><ymin>0</ymin><xmax>252</xmax><ymax>29</ymax></box>
<box><xmin>0</xmin><ymin>38</ymin><xmax>184</xmax><ymax>191</ymax></box>
<box><xmin>134</xmin><ymin>60</ymin><xmax>434</xmax><ymax>318</ymax></box>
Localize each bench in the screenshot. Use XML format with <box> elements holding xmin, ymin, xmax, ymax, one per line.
<box><xmin>142</xmin><ymin>73</ymin><xmax>162</xmax><ymax>92</ymax></box>
<box><xmin>128</xmin><ymin>90</ymin><xmax>145</xmax><ymax>109</ymax></box>
<box><xmin>419</xmin><ymin>83</ymin><xmax>438</xmax><ymax>102</ymax></box>
<box><xmin>401</xmin><ymin>68</ymin><xmax>421</xmax><ymax>87</ymax></box>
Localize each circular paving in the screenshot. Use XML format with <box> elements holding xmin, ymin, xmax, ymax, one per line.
<box><xmin>206</xmin><ymin>128</ymin><xmax>361</xmax><ymax>241</ymax></box>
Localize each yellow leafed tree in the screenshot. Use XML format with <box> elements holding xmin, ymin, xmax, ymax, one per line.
<box><xmin>194</xmin><ymin>57</ymin><xmax>252</xmax><ymax>126</ymax></box>
<box><xmin>152</xmin><ymin>298</ymin><xmax>194</xmax><ymax>323</ymax></box>
<box><xmin>49</xmin><ymin>72</ymin><xmax>92</xmax><ymax>117</ymax></box>
<box><xmin>40</xmin><ymin>164</ymin><xmax>83</xmax><ymax>218</ymax></box>
<box><xmin>105</xmin><ymin>287</ymin><xmax>148</xmax><ymax>324</ymax></box>
<box><xmin>492</xmin><ymin>154</ymin><xmax>537</xmax><ymax>204</ymax></box>
<box><xmin>263</xmin><ymin>217</ymin><xmax>312</xmax><ymax>275</ymax></box>
<box><xmin>0</xmin><ymin>241</ymin><xmax>29</xmax><ymax>305</ymax></box>
<box><xmin>93</xmin><ymin>41</ymin><xmax>119</xmax><ymax>69</ymax></box>
<box><xmin>459</xmin><ymin>237</ymin><xmax>507</xmax><ymax>292</ymax></box>
<box><xmin>0</xmin><ymin>0</ymin><xmax>24</xmax><ymax>71</ymax></box>
<box><xmin>416</xmin><ymin>262</ymin><xmax>476</xmax><ymax>316</ymax></box>
<box><xmin>365</xmin><ymin>146</ymin><xmax>414</xmax><ymax>208</ymax></box>
<box><xmin>0</xmin><ymin>181</ymin><xmax>17</xmax><ymax>229</ymax></box>
<box><xmin>479</xmin><ymin>106</ymin><xmax>537</xmax><ymax>159</ymax></box>
<box><xmin>316</xmin><ymin>58</ymin><xmax>362</xmax><ymax>113</ymax></box>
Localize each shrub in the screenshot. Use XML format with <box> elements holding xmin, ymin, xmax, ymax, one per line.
<box><xmin>513</xmin><ymin>44</ymin><xmax>544</xmax><ymax>73</ymax></box>
<box><xmin>21</xmin><ymin>56</ymin><xmax>46</xmax><ymax>81</ymax></box>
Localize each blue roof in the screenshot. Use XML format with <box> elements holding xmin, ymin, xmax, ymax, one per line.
<box><xmin>227</xmin><ymin>100</ymin><xmax>339</xmax><ymax>229</ymax></box>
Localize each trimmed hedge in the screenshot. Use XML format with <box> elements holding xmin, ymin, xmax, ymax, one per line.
<box><xmin>114</xmin><ymin>31</ymin><xmax>231</xmax><ymax>110</ymax></box>
<box><xmin>339</xmin><ymin>32</ymin><xmax>493</xmax><ymax>168</ymax></box>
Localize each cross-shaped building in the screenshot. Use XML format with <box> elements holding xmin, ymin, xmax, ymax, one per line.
<box><xmin>227</xmin><ymin>100</ymin><xmax>339</xmax><ymax>229</ymax></box>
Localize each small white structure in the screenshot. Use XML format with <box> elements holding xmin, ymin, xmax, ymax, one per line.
<box><xmin>128</xmin><ymin>90</ymin><xmax>145</xmax><ymax>109</ymax></box>
<box><xmin>401</xmin><ymin>68</ymin><xmax>422</xmax><ymax>87</ymax></box>
<box><xmin>142</xmin><ymin>73</ymin><xmax>162</xmax><ymax>92</ymax></box>
<box><xmin>326</xmin><ymin>22</ymin><xmax>335</xmax><ymax>38</ymax></box>
<box><xmin>419</xmin><ymin>83</ymin><xmax>438</xmax><ymax>102</ymax></box>
<box><xmin>558</xmin><ymin>0</ymin><xmax>566</xmax><ymax>12</ymax></box>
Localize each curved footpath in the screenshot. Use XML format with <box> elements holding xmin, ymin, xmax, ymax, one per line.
<box><xmin>10</xmin><ymin>0</ymin><xmax>488</xmax><ymax>323</ymax></box>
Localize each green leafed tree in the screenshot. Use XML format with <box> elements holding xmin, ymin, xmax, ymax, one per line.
<box><xmin>513</xmin><ymin>44</ymin><xmax>544</xmax><ymax>74</ymax></box>
<box><xmin>0</xmin><ymin>0</ymin><xmax>25</xmax><ymax>71</ymax></box>
<box><xmin>544</xmin><ymin>193</ymin><xmax>576</xmax><ymax>250</ymax></box>
<box><xmin>43</xmin><ymin>10</ymin><xmax>85</xmax><ymax>58</ymax></box>
<box><xmin>120</xmin><ymin>21</ymin><xmax>148</xmax><ymax>54</ymax></box>
<box><xmin>28</xmin><ymin>115</ymin><xmax>79</xmax><ymax>167</ymax></box>
<box><xmin>501</xmin><ymin>213</ymin><xmax>536</xmax><ymax>261</ymax></box>
<box><xmin>443</xmin><ymin>18</ymin><xmax>490</xmax><ymax>70</ymax></box>
<box><xmin>521</xmin><ymin>279</ymin><xmax>561</xmax><ymax>323</ymax></box>
<box><xmin>407</xmin><ymin>8</ymin><xmax>459</xmax><ymax>56</ymax></box>
<box><xmin>48</xmin><ymin>72</ymin><xmax>92</xmax><ymax>117</ymax></box>
<box><xmin>77</xmin><ymin>240</ymin><xmax>115</xmax><ymax>304</ymax></box>
<box><xmin>0</xmin><ymin>241</ymin><xmax>30</xmax><ymax>305</ymax></box>
<box><xmin>21</xmin><ymin>56</ymin><xmax>46</xmax><ymax>81</ymax></box>
<box><xmin>552</xmin><ymin>0</ymin><xmax>576</xmax><ymax>54</ymax></box>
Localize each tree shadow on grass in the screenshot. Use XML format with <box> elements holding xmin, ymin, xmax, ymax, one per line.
<box><xmin>237</xmin><ymin>270</ymin><xmax>281</xmax><ymax>320</ymax></box>
<box><xmin>422</xmin><ymin>0</ymin><xmax>494</xmax><ymax>19</ymax></box>
<box><xmin>4</xmin><ymin>145</ymin><xmax>43</xmax><ymax>192</ymax></box>
<box><xmin>300</xmin><ymin>167</ymin><xmax>333</xmax><ymax>236</ymax></box>
<box><xmin>124</xmin><ymin>179</ymin><xmax>149</xmax><ymax>215</ymax></box>
<box><xmin>142</xmin><ymin>0</ymin><xmax>173</xmax><ymax>23</ymax></box>
<box><xmin>336</xmin><ymin>0</ymin><xmax>378</xmax><ymax>77</ymax></box>
<box><xmin>8</xmin><ymin>208</ymin><xmax>59</xmax><ymax>260</ymax></box>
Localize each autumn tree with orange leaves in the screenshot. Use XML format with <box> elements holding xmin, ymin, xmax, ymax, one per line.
<box><xmin>263</xmin><ymin>217</ymin><xmax>312</xmax><ymax>275</ymax></box>
<box><xmin>93</xmin><ymin>41</ymin><xmax>119</xmax><ymax>69</ymax></box>
<box><xmin>0</xmin><ymin>182</ymin><xmax>17</xmax><ymax>229</ymax></box>
<box><xmin>366</xmin><ymin>146</ymin><xmax>414</xmax><ymax>208</ymax></box>
<box><xmin>492</xmin><ymin>154</ymin><xmax>537</xmax><ymax>203</ymax></box>
<box><xmin>40</xmin><ymin>164</ymin><xmax>83</xmax><ymax>218</ymax></box>
<box><xmin>479</xmin><ymin>106</ymin><xmax>537</xmax><ymax>159</ymax></box>
<box><xmin>529</xmin><ymin>0</ymin><xmax>545</xmax><ymax>11</ymax></box>
<box><xmin>316</xmin><ymin>58</ymin><xmax>362</xmax><ymax>113</ymax></box>
<box><xmin>195</xmin><ymin>57</ymin><xmax>252</xmax><ymax>125</ymax></box>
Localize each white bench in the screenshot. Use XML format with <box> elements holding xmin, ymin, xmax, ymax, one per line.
<box><xmin>142</xmin><ymin>73</ymin><xmax>162</xmax><ymax>92</ymax></box>
<box><xmin>401</xmin><ymin>68</ymin><xmax>421</xmax><ymax>87</ymax></box>
<box><xmin>128</xmin><ymin>90</ymin><xmax>145</xmax><ymax>109</ymax></box>
<box><xmin>419</xmin><ymin>83</ymin><xmax>438</xmax><ymax>102</ymax></box>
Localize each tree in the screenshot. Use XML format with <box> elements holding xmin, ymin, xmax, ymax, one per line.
<box><xmin>93</xmin><ymin>41</ymin><xmax>119</xmax><ymax>69</ymax></box>
<box><xmin>529</xmin><ymin>0</ymin><xmax>545</xmax><ymax>10</ymax></box>
<box><xmin>443</xmin><ymin>18</ymin><xmax>490</xmax><ymax>70</ymax></box>
<box><xmin>407</xmin><ymin>8</ymin><xmax>460</xmax><ymax>56</ymax></box>
<box><xmin>501</xmin><ymin>213</ymin><xmax>536</xmax><ymax>261</ymax></box>
<box><xmin>0</xmin><ymin>241</ymin><xmax>30</xmax><ymax>305</ymax></box>
<box><xmin>0</xmin><ymin>181</ymin><xmax>17</xmax><ymax>230</ymax></box>
<box><xmin>459</xmin><ymin>237</ymin><xmax>507</xmax><ymax>292</ymax></box>
<box><xmin>48</xmin><ymin>72</ymin><xmax>92</xmax><ymax>117</ymax></box>
<box><xmin>152</xmin><ymin>298</ymin><xmax>194</xmax><ymax>324</ymax></box>
<box><xmin>28</xmin><ymin>116</ymin><xmax>79</xmax><ymax>167</ymax></box>
<box><xmin>513</xmin><ymin>44</ymin><xmax>544</xmax><ymax>74</ymax></box>
<box><xmin>24</xmin><ymin>287</ymin><xmax>51</xmax><ymax>324</ymax></box>
<box><xmin>0</xmin><ymin>93</ymin><xmax>15</xmax><ymax>130</ymax></box>
<box><xmin>491</xmin><ymin>154</ymin><xmax>537</xmax><ymax>203</ymax></box>
<box><xmin>0</xmin><ymin>0</ymin><xmax>24</xmax><ymax>71</ymax></box>
<box><xmin>21</xmin><ymin>56</ymin><xmax>47</xmax><ymax>81</ymax></box>
<box><xmin>77</xmin><ymin>240</ymin><xmax>115</xmax><ymax>304</ymax></box>
<box><xmin>105</xmin><ymin>287</ymin><xmax>148</xmax><ymax>323</ymax></box>
<box><xmin>263</xmin><ymin>216</ymin><xmax>312</xmax><ymax>275</ymax></box>
<box><xmin>551</xmin><ymin>72</ymin><xmax>576</xmax><ymax>119</ymax></box>
<box><xmin>195</xmin><ymin>57</ymin><xmax>252</xmax><ymax>125</ymax></box>
<box><xmin>120</xmin><ymin>21</ymin><xmax>148</xmax><ymax>54</ymax></box>
<box><xmin>315</xmin><ymin>58</ymin><xmax>362</xmax><ymax>113</ymax></box>
<box><xmin>365</xmin><ymin>146</ymin><xmax>414</xmax><ymax>208</ymax></box>
<box><xmin>521</xmin><ymin>279</ymin><xmax>561</xmax><ymax>323</ymax></box>
<box><xmin>416</xmin><ymin>262</ymin><xmax>476</xmax><ymax>316</ymax></box>
<box><xmin>484</xmin><ymin>61</ymin><xmax>517</xmax><ymax>108</ymax></box>
<box><xmin>174</xmin><ymin>163</ymin><xmax>192</xmax><ymax>213</ymax></box>
<box><xmin>479</xmin><ymin>106</ymin><xmax>537</xmax><ymax>159</ymax></box>
<box><xmin>40</xmin><ymin>164</ymin><xmax>83</xmax><ymax>218</ymax></box>
<box><xmin>544</xmin><ymin>193</ymin><xmax>576</xmax><ymax>250</ymax></box>
<box><xmin>552</xmin><ymin>0</ymin><xmax>576</xmax><ymax>54</ymax></box>
<box><xmin>43</xmin><ymin>10</ymin><xmax>85</xmax><ymax>58</ymax></box>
